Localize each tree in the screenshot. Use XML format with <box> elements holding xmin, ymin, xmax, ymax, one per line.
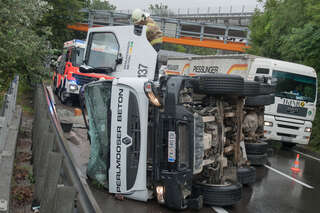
<box><xmin>87</xmin><ymin>0</ymin><xmax>116</xmax><ymax>10</ymax></box>
<box><xmin>0</xmin><ymin>0</ymin><xmax>51</xmax><ymax>91</ymax></box>
<box><xmin>39</xmin><ymin>0</ymin><xmax>85</xmax><ymax>50</ymax></box>
<box><xmin>149</xmin><ymin>4</ymin><xmax>173</xmax><ymax>17</ymax></box>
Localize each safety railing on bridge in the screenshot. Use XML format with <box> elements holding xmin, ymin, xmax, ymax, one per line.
<box><xmin>31</xmin><ymin>84</ymin><xmax>102</xmax><ymax>213</ymax></box>
<box><xmin>116</xmin><ymin>5</ymin><xmax>257</xmax><ymax>17</ymax></box>
<box><xmin>68</xmin><ymin>9</ymin><xmax>250</xmax><ymax>52</ymax></box>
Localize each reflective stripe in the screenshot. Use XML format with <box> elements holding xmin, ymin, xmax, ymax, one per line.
<box><xmin>150</xmin><ymin>37</ymin><xmax>163</xmax><ymax>45</ymax></box>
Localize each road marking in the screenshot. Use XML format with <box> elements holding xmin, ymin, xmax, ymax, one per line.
<box><xmin>212</xmin><ymin>207</ymin><xmax>228</xmax><ymax>213</ymax></box>
<box><xmin>264</xmin><ymin>164</ymin><xmax>314</xmax><ymax>189</ymax></box>
<box><xmin>293</xmin><ymin>150</ymin><xmax>320</xmax><ymax>162</ymax></box>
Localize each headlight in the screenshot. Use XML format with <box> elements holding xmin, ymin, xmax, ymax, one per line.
<box><xmin>264</xmin><ymin>121</ymin><xmax>273</xmax><ymax>127</ymax></box>
<box><xmin>69</xmin><ymin>84</ymin><xmax>78</xmax><ymax>91</ymax></box>
<box><xmin>144</xmin><ymin>82</ymin><xmax>161</xmax><ymax>107</ymax></box>
<box><xmin>156</xmin><ymin>186</ymin><xmax>165</xmax><ymax>204</ymax></box>
<box><xmin>305</xmin><ymin>127</ymin><xmax>312</xmax><ymax>132</ymax></box>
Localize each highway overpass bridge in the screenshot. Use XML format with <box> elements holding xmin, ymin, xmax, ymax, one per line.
<box><xmin>68</xmin><ymin>9</ymin><xmax>252</xmax><ymax>52</ymax></box>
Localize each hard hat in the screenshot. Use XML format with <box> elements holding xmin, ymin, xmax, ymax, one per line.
<box><xmin>131</xmin><ymin>8</ymin><xmax>146</xmax><ymax>24</ymax></box>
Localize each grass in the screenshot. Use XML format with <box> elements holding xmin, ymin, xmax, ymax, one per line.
<box><xmin>16</xmin><ymin>79</ymin><xmax>34</xmax><ymax>115</ymax></box>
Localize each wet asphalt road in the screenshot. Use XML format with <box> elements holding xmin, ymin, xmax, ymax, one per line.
<box><xmin>55</xmin><ymin>96</ymin><xmax>320</xmax><ymax>213</ymax></box>
<box><xmin>89</xmin><ymin>146</ymin><xmax>320</xmax><ymax>213</ymax></box>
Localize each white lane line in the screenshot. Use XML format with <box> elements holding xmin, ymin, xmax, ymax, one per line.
<box><xmin>293</xmin><ymin>150</ymin><xmax>320</xmax><ymax>162</ymax></box>
<box><xmin>264</xmin><ymin>164</ymin><xmax>314</xmax><ymax>189</ymax></box>
<box><xmin>212</xmin><ymin>207</ymin><xmax>229</xmax><ymax>213</ymax></box>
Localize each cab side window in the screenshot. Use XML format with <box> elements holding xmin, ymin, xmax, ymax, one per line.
<box><xmin>86</xmin><ymin>32</ymin><xmax>119</xmax><ymax>69</ymax></box>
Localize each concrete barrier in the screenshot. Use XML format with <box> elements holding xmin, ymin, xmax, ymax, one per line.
<box><xmin>0</xmin><ymin>76</ymin><xmax>22</xmax><ymax>213</ymax></box>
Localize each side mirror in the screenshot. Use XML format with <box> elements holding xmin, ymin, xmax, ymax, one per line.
<box><xmin>116</xmin><ymin>53</ymin><xmax>123</xmax><ymax>65</ymax></box>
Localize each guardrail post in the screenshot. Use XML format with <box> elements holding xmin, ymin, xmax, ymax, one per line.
<box><xmin>224</xmin><ymin>26</ymin><xmax>229</xmax><ymax>44</ymax></box>
<box><xmin>53</xmin><ymin>186</ymin><xmax>76</xmax><ymax>213</ymax></box>
<box><xmin>40</xmin><ymin>151</ymin><xmax>63</xmax><ymax>213</ymax></box>
<box><xmin>200</xmin><ymin>25</ymin><xmax>204</xmax><ymax>41</ymax></box>
<box><xmin>176</xmin><ymin>21</ymin><xmax>181</xmax><ymax>38</ymax></box>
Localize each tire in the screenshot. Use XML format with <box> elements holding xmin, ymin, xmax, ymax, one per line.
<box><xmin>247</xmin><ymin>153</ymin><xmax>268</xmax><ymax>166</ymax></box>
<box><xmin>242</xmin><ymin>80</ymin><xmax>260</xmax><ymax>96</ymax></box>
<box><xmin>193</xmin><ymin>182</ymin><xmax>242</xmax><ymax>206</ymax></box>
<box><xmin>237</xmin><ymin>166</ymin><xmax>256</xmax><ymax>185</ymax></box>
<box><xmin>60</xmin><ymin>89</ymin><xmax>68</xmax><ymax>104</ymax></box>
<box><xmin>245</xmin><ymin>141</ymin><xmax>268</xmax><ymax>155</ymax></box>
<box><xmin>194</xmin><ymin>74</ymin><xmax>244</xmax><ymax>95</ymax></box>
<box><xmin>259</xmin><ymin>83</ymin><xmax>273</xmax><ymax>95</ymax></box>
<box><xmin>245</xmin><ymin>94</ymin><xmax>275</xmax><ymax>106</ymax></box>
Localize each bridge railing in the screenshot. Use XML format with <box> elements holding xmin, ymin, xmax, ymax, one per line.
<box><xmin>82</xmin><ymin>9</ymin><xmax>249</xmax><ymax>46</ymax></box>
<box><xmin>116</xmin><ymin>5</ymin><xmax>257</xmax><ymax>17</ymax></box>
<box><xmin>31</xmin><ymin>84</ymin><xmax>102</xmax><ymax>213</ymax></box>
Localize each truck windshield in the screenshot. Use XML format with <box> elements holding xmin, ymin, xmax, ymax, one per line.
<box><xmin>85</xmin><ymin>81</ymin><xmax>112</xmax><ymax>186</ymax></box>
<box><xmin>75</xmin><ymin>47</ymin><xmax>84</xmax><ymax>67</ymax></box>
<box><xmin>87</xmin><ymin>32</ymin><xmax>119</xmax><ymax>69</ymax></box>
<box><xmin>272</xmin><ymin>70</ymin><xmax>316</xmax><ymax>102</ymax></box>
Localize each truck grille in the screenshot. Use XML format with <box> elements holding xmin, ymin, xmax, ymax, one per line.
<box><xmin>72</xmin><ymin>73</ymin><xmax>99</xmax><ymax>86</ymax></box>
<box><xmin>277</xmin><ymin>133</ymin><xmax>296</xmax><ymax>138</ymax></box>
<box><xmin>126</xmin><ymin>92</ymin><xmax>140</xmax><ymax>191</ymax></box>
<box><xmin>277</xmin><ymin>104</ymin><xmax>307</xmax><ymax>117</ymax></box>
<box><xmin>278</xmin><ymin>124</ymin><xmax>299</xmax><ymax>130</ymax></box>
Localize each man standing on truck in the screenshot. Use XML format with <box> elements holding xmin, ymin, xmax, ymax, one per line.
<box><xmin>131</xmin><ymin>8</ymin><xmax>163</xmax><ymax>52</ymax></box>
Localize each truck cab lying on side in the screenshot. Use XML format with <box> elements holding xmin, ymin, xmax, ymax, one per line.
<box><xmin>80</xmin><ymin>25</ymin><xmax>273</xmax><ymax>209</ymax></box>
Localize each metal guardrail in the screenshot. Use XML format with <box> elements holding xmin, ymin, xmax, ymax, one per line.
<box><xmin>32</xmin><ymin>84</ymin><xmax>102</xmax><ymax>213</ymax></box>
<box><xmin>116</xmin><ymin>5</ymin><xmax>257</xmax><ymax>16</ymax></box>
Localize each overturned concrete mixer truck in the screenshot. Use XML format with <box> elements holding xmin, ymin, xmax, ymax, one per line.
<box><xmin>79</xmin><ymin>25</ymin><xmax>274</xmax><ymax>210</ymax></box>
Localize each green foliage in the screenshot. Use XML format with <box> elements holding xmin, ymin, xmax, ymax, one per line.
<box><xmin>39</xmin><ymin>0</ymin><xmax>85</xmax><ymax>50</ymax></box>
<box><xmin>0</xmin><ymin>0</ymin><xmax>52</xmax><ymax>91</ymax></box>
<box><xmin>149</xmin><ymin>3</ymin><xmax>173</xmax><ymax>16</ymax></box>
<box><xmin>249</xmin><ymin>0</ymin><xmax>320</xmax><ymax>150</ymax></box>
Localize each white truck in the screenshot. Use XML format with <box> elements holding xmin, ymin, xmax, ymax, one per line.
<box><xmin>164</xmin><ymin>54</ymin><xmax>317</xmax><ymax>146</ymax></box>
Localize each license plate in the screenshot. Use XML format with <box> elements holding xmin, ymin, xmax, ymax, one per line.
<box><xmin>281</xmin><ymin>136</ymin><xmax>293</xmax><ymax>142</ymax></box>
<box><xmin>168</xmin><ymin>131</ymin><xmax>176</xmax><ymax>162</ymax></box>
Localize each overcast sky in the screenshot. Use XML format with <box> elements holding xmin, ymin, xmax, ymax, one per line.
<box><xmin>108</xmin><ymin>0</ymin><xmax>260</xmax><ymax>11</ymax></box>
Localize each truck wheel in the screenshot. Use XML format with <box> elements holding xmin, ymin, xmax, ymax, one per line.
<box><xmin>194</xmin><ymin>74</ymin><xmax>244</xmax><ymax>95</ymax></box>
<box><xmin>247</xmin><ymin>153</ymin><xmax>268</xmax><ymax>166</ymax></box>
<box><xmin>245</xmin><ymin>140</ymin><xmax>268</xmax><ymax>155</ymax></box>
<box><xmin>237</xmin><ymin>166</ymin><xmax>256</xmax><ymax>185</ymax></box>
<box><xmin>60</xmin><ymin>89</ymin><xmax>68</xmax><ymax>104</ymax></box>
<box><xmin>245</xmin><ymin>94</ymin><xmax>275</xmax><ymax>106</ymax></box>
<box><xmin>193</xmin><ymin>181</ymin><xmax>242</xmax><ymax>206</ymax></box>
<box><xmin>259</xmin><ymin>83</ymin><xmax>274</xmax><ymax>95</ymax></box>
<box><xmin>242</xmin><ymin>80</ymin><xmax>260</xmax><ymax>96</ymax></box>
